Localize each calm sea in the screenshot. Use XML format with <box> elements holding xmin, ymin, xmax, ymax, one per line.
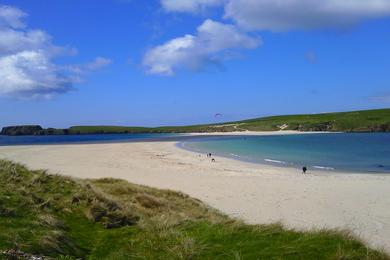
<box><xmin>0</xmin><ymin>133</ymin><xmax>188</xmax><ymax>146</ymax></box>
<box><xmin>181</xmin><ymin>133</ymin><xmax>390</xmax><ymax>173</ymax></box>
<box><xmin>1</xmin><ymin>133</ymin><xmax>389</xmax><ymax>173</ymax></box>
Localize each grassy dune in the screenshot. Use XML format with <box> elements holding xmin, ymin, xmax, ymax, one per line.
<box><xmin>0</xmin><ymin>160</ymin><xmax>388</xmax><ymax>259</ymax></box>
<box><xmin>67</xmin><ymin>108</ymin><xmax>390</xmax><ymax>134</ymax></box>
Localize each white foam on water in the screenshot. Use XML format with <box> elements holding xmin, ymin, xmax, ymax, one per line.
<box><xmin>313</xmin><ymin>165</ymin><xmax>334</xmax><ymax>170</ymax></box>
<box><xmin>264</xmin><ymin>158</ymin><xmax>286</xmax><ymax>164</ymax></box>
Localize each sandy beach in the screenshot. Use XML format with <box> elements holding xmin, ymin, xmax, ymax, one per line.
<box><xmin>1</xmin><ymin>133</ymin><xmax>389</xmax><ymax>252</ymax></box>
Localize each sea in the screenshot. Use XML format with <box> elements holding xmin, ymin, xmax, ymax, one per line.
<box><xmin>180</xmin><ymin>133</ymin><xmax>390</xmax><ymax>174</ymax></box>
<box><xmin>1</xmin><ymin>132</ymin><xmax>389</xmax><ymax>173</ymax></box>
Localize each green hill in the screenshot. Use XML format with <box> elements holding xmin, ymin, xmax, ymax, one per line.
<box><xmin>68</xmin><ymin>108</ymin><xmax>390</xmax><ymax>134</ymax></box>
<box><xmin>230</xmin><ymin>108</ymin><xmax>390</xmax><ymax>132</ymax></box>
<box><xmin>2</xmin><ymin>108</ymin><xmax>390</xmax><ymax>135</ymax></box>
<box><xmin>0</xmin><ymin>160</ymin><xmax>388</xmax><ymax>259</ymax></box>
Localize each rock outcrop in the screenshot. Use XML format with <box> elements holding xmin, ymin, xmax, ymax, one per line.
<box><xmin>1</xmin><ymin>125</ymin><xmax>43</xmax><ymax>136</ymax></box>
<box><xmin>0</xmin><ymin>125</ymin><xmax>70</xmax><ymax>135</ymax></box>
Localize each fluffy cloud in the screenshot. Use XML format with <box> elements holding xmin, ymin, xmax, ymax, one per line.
<box><xmin>143</xmin><ymin>19</ymin><xmax>260</xmax><ymax>75</ymax></box>
<box><xmin>224</xmin><ymin>0</ymin><xmax>390</xmax><ymax>31</ymax></box>
<box><xmin>156</xmin><ymin>0</ymin><xmax>390</xmax><ymax>76</ymax></box>
<box><xmin>0</xmin><ymin>28</ymin><xmax>51</xmax><ymax>55</ymax></box>
<box><xmin>160</xmin><ymin>0</ymin><xmax>390</xmax><ymax>31</ymax></box>
<box><xmin>0</xmin><ymin>5</ymin><xmax>111</xmax><ymax>99</ymax></box>
<box><xmin>0</xmin><ymin>51</ymin><xmax>74</xmax><ymax>99</ymax></box>
<box><xmin>0</xmin><ymin>5</ymin><xmax>26</xmax><ymax>29</ymax></box>
<box><xmin>161</xmin><ymin>0</ymin><xmax>224</xmax><ymax>13</ymax></box>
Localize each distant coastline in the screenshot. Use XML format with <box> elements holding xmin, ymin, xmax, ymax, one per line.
<box><xmin>2</xmin><ymin>108</ymin><xmax>389</xmax><ymax>136</ymax></box>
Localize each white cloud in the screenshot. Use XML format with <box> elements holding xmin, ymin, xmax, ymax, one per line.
<box><xmin>0</xmin><ymin>28</ymin><xmax>51</xmax><ymax>55</ymax></box>
<box><xmin>224</xmin><ymin>0</ymin><xmax>390</xmax><ymax>31</ymax></box>
<box><xmin>160</xmin><ymin>0</ymin><xmax>390</xmax><ymax>31</ymax></box>
<box><xmin>0</xmin><ymin>5</ymin><xmax>111</xmax><ymax>99</ymax></box>
<box><xmin>0</xmin><ymin>5</ymin><xmax>26</xmax><ymax>29</ymax></box>
<box><xmin>0</xmin><ymin>50</ymin><xmax>74</xmax><ymax>99</ymax></box>
<box><xmin>161</xmin><ymin>0</ymin><xmax>224</xmax><ymax>13</ymax></box>
<box><xmin>143</xmin><ymin>19</ymin><xmax>260</xmax><ymax>75</ymax></box>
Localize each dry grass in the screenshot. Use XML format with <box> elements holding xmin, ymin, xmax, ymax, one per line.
<box><xmin>91</xmin><ymin>178</ymin><xmax>227</xmax><ymax>225</ymax></box>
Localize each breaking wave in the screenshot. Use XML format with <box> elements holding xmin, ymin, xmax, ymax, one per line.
<box><xmin>264</xmin><ymin>158</ymin><xmax>286</xmax><ymax>164</ymax></box>
<box><xmin>313</xmin><ymin>166</ymin><xmax>334</xmax><ymax>170</ymax></box>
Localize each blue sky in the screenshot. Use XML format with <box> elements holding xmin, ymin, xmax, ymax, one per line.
<box><xmin>1</xmin><ymin>0</ymin><xmax>390</xmax><ymax>128</ymax></box>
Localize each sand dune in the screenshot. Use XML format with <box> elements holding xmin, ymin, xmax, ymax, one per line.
<box><xmin>1</xmin><ymin>140</ymin><xmax>389</xmax><ymax>252</ymax></box>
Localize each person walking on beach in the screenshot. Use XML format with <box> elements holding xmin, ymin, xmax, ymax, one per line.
<box><xmin>302</xmin><ymin>166</ymin><xmax>307</xmax><ymax>174</ymax></box>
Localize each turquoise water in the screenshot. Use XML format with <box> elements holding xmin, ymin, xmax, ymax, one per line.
<box><xmin>181</xmin><ymin>133</ymin><xmax>390</xmax><ymax>173</ymax></box>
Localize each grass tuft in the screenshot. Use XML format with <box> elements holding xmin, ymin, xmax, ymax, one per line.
<box><xmin>135</xmin><ymin>193</ymin><xmax>164</xmax><ymax>209</ymax></box>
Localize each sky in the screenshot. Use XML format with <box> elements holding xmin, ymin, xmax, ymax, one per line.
<box><xmin>1</xmin><ymin>0</ymin><xmax>390</xmax><ymax>128</ymax></box>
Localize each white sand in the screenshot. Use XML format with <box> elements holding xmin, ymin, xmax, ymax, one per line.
<box><xmin>1</xmin><ymin>135</ymin><xmax>389</xmax><ymax>252</ymax></box>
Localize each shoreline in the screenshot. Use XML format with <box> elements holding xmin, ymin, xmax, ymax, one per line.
<box><xmin>177</xmin><ymin>141</ymin><xmax>390</xmax><ymax>177</ymax></box>
<box><xmin>0</xmin><ymin>140</ymin><xmax>389</xmax><ymax>252</ymax></box>
<box><xmin>180</xmin><ymin>131</ymin><xmax>389</xmax><ymax>175</ymax></box>
<box><xmin>177</xmin><ymin>141</ymin><xmax>390</xmax><ymax>176</ymax></box>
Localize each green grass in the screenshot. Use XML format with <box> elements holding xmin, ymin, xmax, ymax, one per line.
<box><xmin>67</xmin><ymin>108</ymin><xmax>390</xmax><ymax>134</ymax></box>
<box><xmin>235</xmin><ymin>108</ymin><xmax>390</xmax><ymax>132</ymax></box>
<box><xmin>0</xmin><ymin>160</ymin><xmax>388</xmax><ymax>259</ymax></box>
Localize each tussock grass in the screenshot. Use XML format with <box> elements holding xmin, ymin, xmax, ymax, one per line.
<box><xmin>0</xmin><ymin>160</ymin><xmax>388</xmax><ymax>259</ymax></box>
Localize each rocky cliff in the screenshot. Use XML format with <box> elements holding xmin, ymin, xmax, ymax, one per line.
<box><xmin>0</xmin><ymin>126</ymin><xmax>71</xmax><ymax>136</ymax></box>
<box><xmin>1</xmin><ymin>125</ymin><xmax>43</xmax><ymax>136</ymax></box>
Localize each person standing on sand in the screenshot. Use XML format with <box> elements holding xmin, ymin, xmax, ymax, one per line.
<box><xmin>302</xmin><ymin>166</ymin><xmax>307</xmax><ymax>174</ymax></box>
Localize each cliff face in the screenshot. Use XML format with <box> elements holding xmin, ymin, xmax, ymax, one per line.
<box><xmin>0</xmin><ymin>126</ymin><xmax>70</xmax><ymax>136</ymax></box>
<box><xmin>1</xmin><ymin>125</ymin><xmax>43</xmax><ymax>136</ymax></box>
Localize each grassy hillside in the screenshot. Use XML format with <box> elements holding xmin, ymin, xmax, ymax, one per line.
<box><xmin>0</xmin><ymin>160</ymin><xmax>388</xmax><ymax>259</ymax></box>
<box><xmin>234</xmin><ymin>108</ymin><xmax>390</xmax><ymax>132</ymax></box>
<box><xmin>2</xmin><ymin>109</ymin><xmax>389</xmax><ymax>135</ymax></box>
<box><xmin>67</xmin><ymin>108</ymin><xmax>390</xmax><ymax>134</ymax></box>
